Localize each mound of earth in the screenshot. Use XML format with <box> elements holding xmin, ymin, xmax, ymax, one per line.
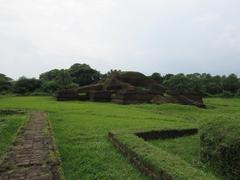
<box><xmin>56</xmin><ymin>71</ymin><xmax>205</xmax><ymax>108</ymax></box>
<box><xmin>78</xmin><ymin>71</ymin><xmax>165</xmax><ymax>93</ymax></box>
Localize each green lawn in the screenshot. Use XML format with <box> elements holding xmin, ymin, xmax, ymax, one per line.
<box><xmin>0</xmin><ymin>96</ymin><xmax>239</xmax><ymax>179</ymax></box>
<box><xmin>0</xmin><ymin>112</ymin><xmax>26</xmax><ymax>160</ymax></box>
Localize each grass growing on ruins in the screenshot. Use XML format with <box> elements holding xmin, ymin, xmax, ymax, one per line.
<box><xmin>149</xmin><ymin>134</ymin><xmax>219</xmax><ymax>176</ymax></box>
<box><xmin>109</xmin><ymin>132</ymin><xmax>218</xmax><ymax>179</ymax></box>
<box><xmin>150</xmin><ymin>134</ymin><xmax>200</xmax><ymax>166</ymax></box>
<box><xmin>0</xmin><ymin>96</ymin><xmax>239</xmax><ymax>179</ymax></box>
<box><xmin>0</xmin><ymin>112</ymin><xmax>27</xmax><ymax>159</ymax></box>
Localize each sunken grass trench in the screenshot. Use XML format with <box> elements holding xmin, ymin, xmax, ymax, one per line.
<box><xmin>0</xmin><ymin>96</ymin><xmax>240</xmax><ymax>179</ymax></box>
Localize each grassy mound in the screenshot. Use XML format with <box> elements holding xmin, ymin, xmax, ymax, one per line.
<box><xmin>200</xmin><ymin>119</ymin><xmax>240</xmax><ymax>178</ymax></box>
<box><xmin>103</xmin><ymin>71</ymin><xmax>165</xmax><ymax>92</ymax></box>
<box><xmin>118</xmin><ymin>71</ymin><xmax>165</xmax><ymax>92</ymax></box>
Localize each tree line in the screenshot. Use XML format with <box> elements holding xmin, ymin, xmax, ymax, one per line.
<box><xmin>150</xmin><ymin>73</ymin><xmax>240</xmax><ymax>97</ymax></box>
<box><xmin>0</xmin><ymin>63</ymin><xmax>101</xmax><ymax>95</ymax></box>
<box><xmin>0</xmin><ymin>63</ymin><xmax>240</xmax><ymax>97</ymax></box>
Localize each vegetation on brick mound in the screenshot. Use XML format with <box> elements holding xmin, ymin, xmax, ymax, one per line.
<box><xmin>200</xmin><ymin>119</ymin><xmax>240</xmax><ymax>179</ymax></box>
<box><xmin>110</xmin><ymin>132</ymin><xmax>217</xmax><ymax>180</ymax></box>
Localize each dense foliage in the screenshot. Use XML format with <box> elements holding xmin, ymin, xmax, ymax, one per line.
<box><xmin>13</xmin><ymin>77</ymin><xmax>41</xmax><ymax>95</ymax></box>
<box><xmin>200</xmin><ymin>119</ymin><xmax>240</xmax><ymax>178</ymax></box>
<box><xmin>38</xmin><ymin>63</ymin><xmax>101</xmax><ymax>94</ymax></box>
<box><xmin>0</xmin><ymin>63</ymin><xmax>239</xmax><ymax>96</ymax></box>
<box><xmin>0</xmin><ymin>73</ymin><xmax>13</xmax><ymax>94</ymax></box>
<box><xmin>150</xmin><ymin>73</ymin><xmax>240</xmax><ymax>97</ymax></box>
<box><xmin>68</xmin><ymin>63</ymin><xmax>101</xmax><ymax>86</ymax></box>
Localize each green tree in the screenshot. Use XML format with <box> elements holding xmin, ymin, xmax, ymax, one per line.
<box><xmin>0</xmin><ymin>73</ymin><xmax>13</xmax><ymax>93</ymax></box>
<box><xmin>163</xmin><ymin>74</ymin><xmax>174</xmax><ymax>82</ymax></box>
<box><xmin>40</xmin><ymin>80</ymin><xmax>59</xmax><ymax>94</ymax></box>
<box><xmin>68</xmin><ymin>63</ymin><xmax>101</xmax><ymax>86</ymax></box>
<box><xmin>222</xmin><ymin>74</ymin><xmax>239</xmax><ymax>94</ymax></box>
<box><xmin>39</xmin><ymin>69</ymin><xmax>61</xmax><ymax>81</ymax></box>
<box><xmin>150</xmin><ymin>73</ymin><xmax>163</xmax><ymax>83</ymax></box>
<box><xmin>14</xmin><ymin>77</ymin><xmax>41</xmax><ymax>94</ymax></box>
<box><xmin>186</xmin><ymin>73</ymin><xmax>202</xmax><ymax>93</ymax></box>
<box><xmin>200</xmin><ymin>74</ymin><xmax>223</xmax><ymax>95</ymax></box>
<box><xmin>163</xmin><ymin>73</ymin><xmax>193</xmax><ymax>93</ymax></box>
<box><xmin>56</xmin><ymin>70</ymin><xmax>77</xmax><ymax>90</ymax></box>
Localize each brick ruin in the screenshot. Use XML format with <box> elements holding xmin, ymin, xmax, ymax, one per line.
<box><xmin>56</xmin><ymin>71</ymin><xmax>206</xmax><ymax>108</ymax></box>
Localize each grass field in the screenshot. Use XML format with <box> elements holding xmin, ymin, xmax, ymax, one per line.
<box><xmin>149</xmin><ymin>134</ymin><xmax>220</xmax><ymax>177</ymax></box>
<box><xmin>0</xmin><ymin>96</ymin><xmax>239</xmax><ymax>179</ymax></box>
<box><xmin>0</xmin><ymin>111</ymin><xmax>27</xmax><ymax>160</ymax></box>
<box><xmin>150</xmin><ymin>134</ymin><xmax>200</xmax><ymax>166</ymax></box>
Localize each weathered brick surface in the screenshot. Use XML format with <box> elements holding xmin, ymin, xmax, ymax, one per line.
<box><xmin>0</xmin><ymin>112</ymin><xmax>62</xmax><ymax>180</ymax></box>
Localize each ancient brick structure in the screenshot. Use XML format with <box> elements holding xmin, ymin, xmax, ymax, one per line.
<box><xmin>56</xmin><ymin>71</ymin><xmax>205</xmax><ymax>108</ymax></box>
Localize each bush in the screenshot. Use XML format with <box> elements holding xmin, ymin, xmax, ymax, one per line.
<box><xmin>200</xmin><ymin>119</ymin><xmax>240</xmax><ymax>178</ymax></box>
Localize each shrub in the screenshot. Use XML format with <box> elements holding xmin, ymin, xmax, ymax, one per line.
<box><xmin>200</xmin><ymin>119</ymin><xmax>240</xmax><ymax>178</ymax></box>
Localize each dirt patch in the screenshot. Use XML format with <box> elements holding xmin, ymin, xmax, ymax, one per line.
<box><xmin>0</xmin><ymin>111</ymin><xmax>64</xmax><ymax>180</ymax></box>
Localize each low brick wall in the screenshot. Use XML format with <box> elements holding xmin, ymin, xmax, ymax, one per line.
<box><xmin>108</xmin><ymin>132</ymin><xmax>172</xmax><ymax>180</ymax></box>
<box><xmin>108</xmin><ymin>128</ymin><xmax>207</xmax><ymax>180</ymax></box>
<box><xmin>112</xmin><ymin>91</ymin><xmax>161</xmax><ymax>104</ymax></box>
<box><xmin>89</xmin><ymin>91</ymin><xmax>112</xmax><ymax>102</ymax></box>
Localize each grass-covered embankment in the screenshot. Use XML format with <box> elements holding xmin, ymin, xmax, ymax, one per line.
<box><xmin>150</xmin><ymin>134</ymin><xmax>200</xmax><ymax>167</ymax></box>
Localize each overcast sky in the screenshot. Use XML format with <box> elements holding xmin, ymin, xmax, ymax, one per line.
<box><xmin>0</xmin><ymin>0</ymin><xmax>239</xmax><ymax>79</ymax></box>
